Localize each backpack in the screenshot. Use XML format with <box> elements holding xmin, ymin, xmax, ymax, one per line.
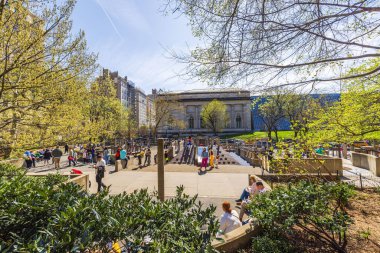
<box><xmin>97</xmin><ymin>166</ymin><xmax>105</xmax><ymax>178</ymax></box>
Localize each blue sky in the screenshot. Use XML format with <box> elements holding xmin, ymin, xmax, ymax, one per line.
<box><xmin>71</xmin><ymin>0</ymin><xmax>203</xmax><ymax>93</ymax></box>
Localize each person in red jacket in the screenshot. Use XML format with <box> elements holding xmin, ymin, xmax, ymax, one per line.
<box><xmin>115</xmin><ymin>147</ymin><xmax>121</xmax><ymax>161</ymax></box>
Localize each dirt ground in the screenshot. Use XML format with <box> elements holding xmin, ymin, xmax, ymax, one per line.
<box><xmin>346</xmin><ymin>189</ymin><xmax>380</xmax><ymax>253</ymax></box>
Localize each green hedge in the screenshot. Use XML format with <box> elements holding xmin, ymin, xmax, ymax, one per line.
<box><xmin>0</xmin><ymin>164</ymin><xmax>218</xmax><ymax>252</ymax></box>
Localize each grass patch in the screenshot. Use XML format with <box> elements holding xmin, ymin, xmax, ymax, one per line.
<box><xmin>224</xmin><ymin>131</ymin><xmax>295</xmax><ymax>141</ymax></box>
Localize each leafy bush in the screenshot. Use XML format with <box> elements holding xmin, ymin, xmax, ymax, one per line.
<box><xmin>248</xmin><ymin>181</ymin><xmax>354</xmax><ymax>253</ymax></box>
<box><xmin>252</xmin><ymin>234</ymin><xmax>294</xmax><ymax>253</ymax></box>
<box><xmin>0</xmin><ymin>164</ymin><xmax>218</xmax><ymax>252</ymax></box>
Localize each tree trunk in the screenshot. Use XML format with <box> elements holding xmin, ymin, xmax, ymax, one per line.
<box><xmin>275</xmin><ymin>129</ymin><xmax>279</xmax><ymax>142</ymax></box>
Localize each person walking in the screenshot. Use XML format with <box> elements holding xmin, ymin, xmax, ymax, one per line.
<box><xmin>144</xmin><ymin>148</ymin><xmax>151</xmax><ymax>166</ymax></box>
<box><xmin>51</xmin><ymin>146</ymin><xmax>63</xmax><ymax>170</ymax></box>
<box><xmin>43</xmin><ymin>148</ymin><xmax>52</xmax><ymax>165</ymax></box>
<box><xmin>103</xmin><ymin>147</ymin><xmax>110</xmax><ymax>165</ymax></box>
<box><xmin>94</xmin><ymin>155</ymin><xmax>107</xmax><ymax>193</ymax></box>
<box><xmin>137</xmin><ymin>149</ymin><xmax>145</xmax><ymax>167</ymax></box>
<box><xmin>209</xmin><ymin>150</ymin><xmax>215</xmax><ymax>169</ymax></box>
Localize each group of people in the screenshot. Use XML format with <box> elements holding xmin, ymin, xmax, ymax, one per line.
<box><xmin>114</xmin><ymin>146</ymin><xmax>154</xmax><ymax>169</ymax></box>
<box><xmin>217</xmin><ymin>176</ymin><xmax>269</xmax><ymax>236</ymax></box>
<box><xmin>23</xmin><ymin>146</ymin><xmax>64</xmax><ymax>170</ymax></box>
<box><xmin>199</xmin><ymin>147</ymin><xmax>220</xmax><ymax>174</ymax></box>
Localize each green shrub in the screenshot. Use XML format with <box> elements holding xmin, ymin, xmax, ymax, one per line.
<box><xmin>248</xmin><ymin>181</ymin><xmax>354</xmax><ymax>253</ymax></box>
<box><xmin>0</xmin><ymin>163</ymin><xmax>218</xmax><ymax>252</ymax></box>
<box><xmin>252</xmin><ymin>235</ymin><xmax>294</xmax><ymax>253</ymax></box>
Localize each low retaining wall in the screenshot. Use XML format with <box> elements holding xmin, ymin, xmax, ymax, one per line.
<box><xmin>352</xmin><ymin>152</ymin><xmax>380</xmax><ymax>176</ymax></box>
<box><xmin>269</xmin><ymin>156</ymin><xmax>343</xmax><ymax>176</ymax></box>
<box><xmin>26</xmin><ymin>173</ymin><xmax>89</xmax><ymax>191</ymax></box>
<box><xmin>0</xmin><ymin>158</ymin><xmax>25</xmax><ymax>168</ymax></box>
<box><xmin>212</xmin><ymin>223</ymin><xmax>260</xmax><ymax>252</ymax></box>
<box><xmin>238</xmin><ymin>148</ymin><xmax>263</xmax><ymax>167</ymax></box>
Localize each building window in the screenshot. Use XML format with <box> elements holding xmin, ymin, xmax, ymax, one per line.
<box><xmin>188</xmin><ymin>116</ymin><xmax>194</xmax><ymax>129</ymax></box>
<box><xmin>236</xmin><ymin>115</ymin><xmax>242</xmax><ymax>128</ymax></box>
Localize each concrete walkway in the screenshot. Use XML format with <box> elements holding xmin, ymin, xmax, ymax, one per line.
<box><xmin>342</xmin><ymin>158</ymin><xmax>380</xmax><ymax>187</ymax></box>
<box><xmin>103</xmin><ymin>171</ymin><xmax>247</xmax><ymax>198</ymax></box>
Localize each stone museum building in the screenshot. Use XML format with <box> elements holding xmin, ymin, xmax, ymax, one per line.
<box><xmin>156</xmin><ymin>89</ymin><xmax>252</xmax><ymax>137</ymax></box>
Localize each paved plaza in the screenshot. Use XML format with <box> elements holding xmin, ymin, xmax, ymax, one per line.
<box><xmin>27</xmin><ymin>153</ymin><xmax>259</xmax><ymax>216</ymax></box>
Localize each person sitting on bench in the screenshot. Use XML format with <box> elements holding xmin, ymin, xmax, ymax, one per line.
<box><xmin>238</xmin><ymin>181</ymin><xmax>268</xmax><ymax>222</ymax></box>
<box><xmin>217</xmin><ymin>201</ymin><xmax>242</xmax><ymax>237</ymax></box>
<box><xmin>235</xmin><ymin>175</ymin><xmax>257</xmax><ymax>203</ymax></box>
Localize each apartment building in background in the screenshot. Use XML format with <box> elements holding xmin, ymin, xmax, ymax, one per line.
<box><xmin>98</xmin><ymin>69</ymin><xmax>154</xmax><ymax>130</ymax></box>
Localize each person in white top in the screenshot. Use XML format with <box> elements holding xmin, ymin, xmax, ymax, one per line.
<box><xmin>218</xmin><ymin>201</ymin><xmax>242</xmax><ymax>236</ymax></box>
<box><xmin>94</xmin><ymin>155</ymin><xmax>107</xmax><ymax>192</ymax></box>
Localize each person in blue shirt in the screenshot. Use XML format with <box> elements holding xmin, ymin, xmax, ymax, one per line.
<box><xmin>120</xmin><ymin>148</ymin><xmax>128</xmax><ymax>169</ymax></box>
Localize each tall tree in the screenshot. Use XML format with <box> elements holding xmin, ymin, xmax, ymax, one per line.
<box><xmin>0</xmin><ymin>0</ymin><xmax>96</xmax><ymax>158</ymax></box>
<box><xmin>200</xmin><ymin>99</ymin><xmax>228</xmax><ymax>135</ymax></box>
<box><xmin>282</xmin><ymin>93</ymin><xmax>321</xmax><ymax>138</ymax></box>
<box><xmin>256</xmin><ymin>96</ymin><xmax>285</xmax><ymax>141</ymax></box>
<box><xmin>308</xmin><ymin>59</ymin><xmax>380</xmax><ymax>143</ymax></box>
<box><xmin>153</xmin><ymin>91</ymin><xmax>184</xmax><ymax>139</ymax></box>
<box><xmin>165</xmin><ymin>0</ymin><xmax>380</xmax><ymax>88</ymax></box>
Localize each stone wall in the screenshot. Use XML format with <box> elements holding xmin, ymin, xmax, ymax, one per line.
<box><xmin>352</xmin><ymin>152</ymin><xmax>380</xmax><ymax>176</ymax></box>
<box><xmin>270</xmin><ymin>157</ymin><xmax>343</xmax><ymax>175</ymax></box>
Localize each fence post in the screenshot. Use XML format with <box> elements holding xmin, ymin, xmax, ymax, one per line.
<box><xmin>157</xmin><ymin>138</ymin><xmax>165</xmax><ymax>201</ymax></box>
<box><xmin>359</xmin><ymin>173</ymin><xmax>363</xmax><ymax>190</ymax></box>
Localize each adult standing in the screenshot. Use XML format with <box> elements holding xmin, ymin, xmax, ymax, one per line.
<box><xmin>51</xmin><ymin>146</ymin><xmax>63</xmax><ymax>170</ymax></box>
<box><xmin>94</xmin><ymin>155</ymin><xmax>107</xmax><ymax>192</ymax></box>
<box><xmin>64</xmin><ymin>144</ymin><xmax>69</xmax><ymax>154</ymax></box>
<box><xmin>82</xmin><ymin>150</ymin><xmax>87</xmax><ymax>164</ymax></box>
<box><xmin>91</xmin><ymin>147</ymin><xmax>95</xmax><ymax>164</ymax></box>
<box><xmin>144</xmin><ymin>148</ymin><xmax>151</xmax><ymax>166</ymax></box>
<box><xmin>24</xmin><ymin>151</ymin><xmax>33</xmax><ymax>169</ymax></box>
<box><xmin>137</xmin><ymin>149</ymin><xmax>145</xmax><ymax>167</ymax></box>
<box><xmin>103</xmin><ymin>147</ymin><xmax>110</xmax><ymax>165</ymax></box>
<box><xmin>31</xmin><ymin>152</ymin><xmax>36</xmax><ymax>168</ymax></box>
<box><xmin>73</xmin><ymin>149</ymin><xmax>78</xmax><ymax>165</ymax></box>
<box><xmin>120</xmin><ymin>147</ymin><xmax>128</xmax><ymax>169</ymax></box>
<box><xmin>43</xmin><ymin>148</ymin><xmax>52</xmax><ymax>165</ymax></box>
